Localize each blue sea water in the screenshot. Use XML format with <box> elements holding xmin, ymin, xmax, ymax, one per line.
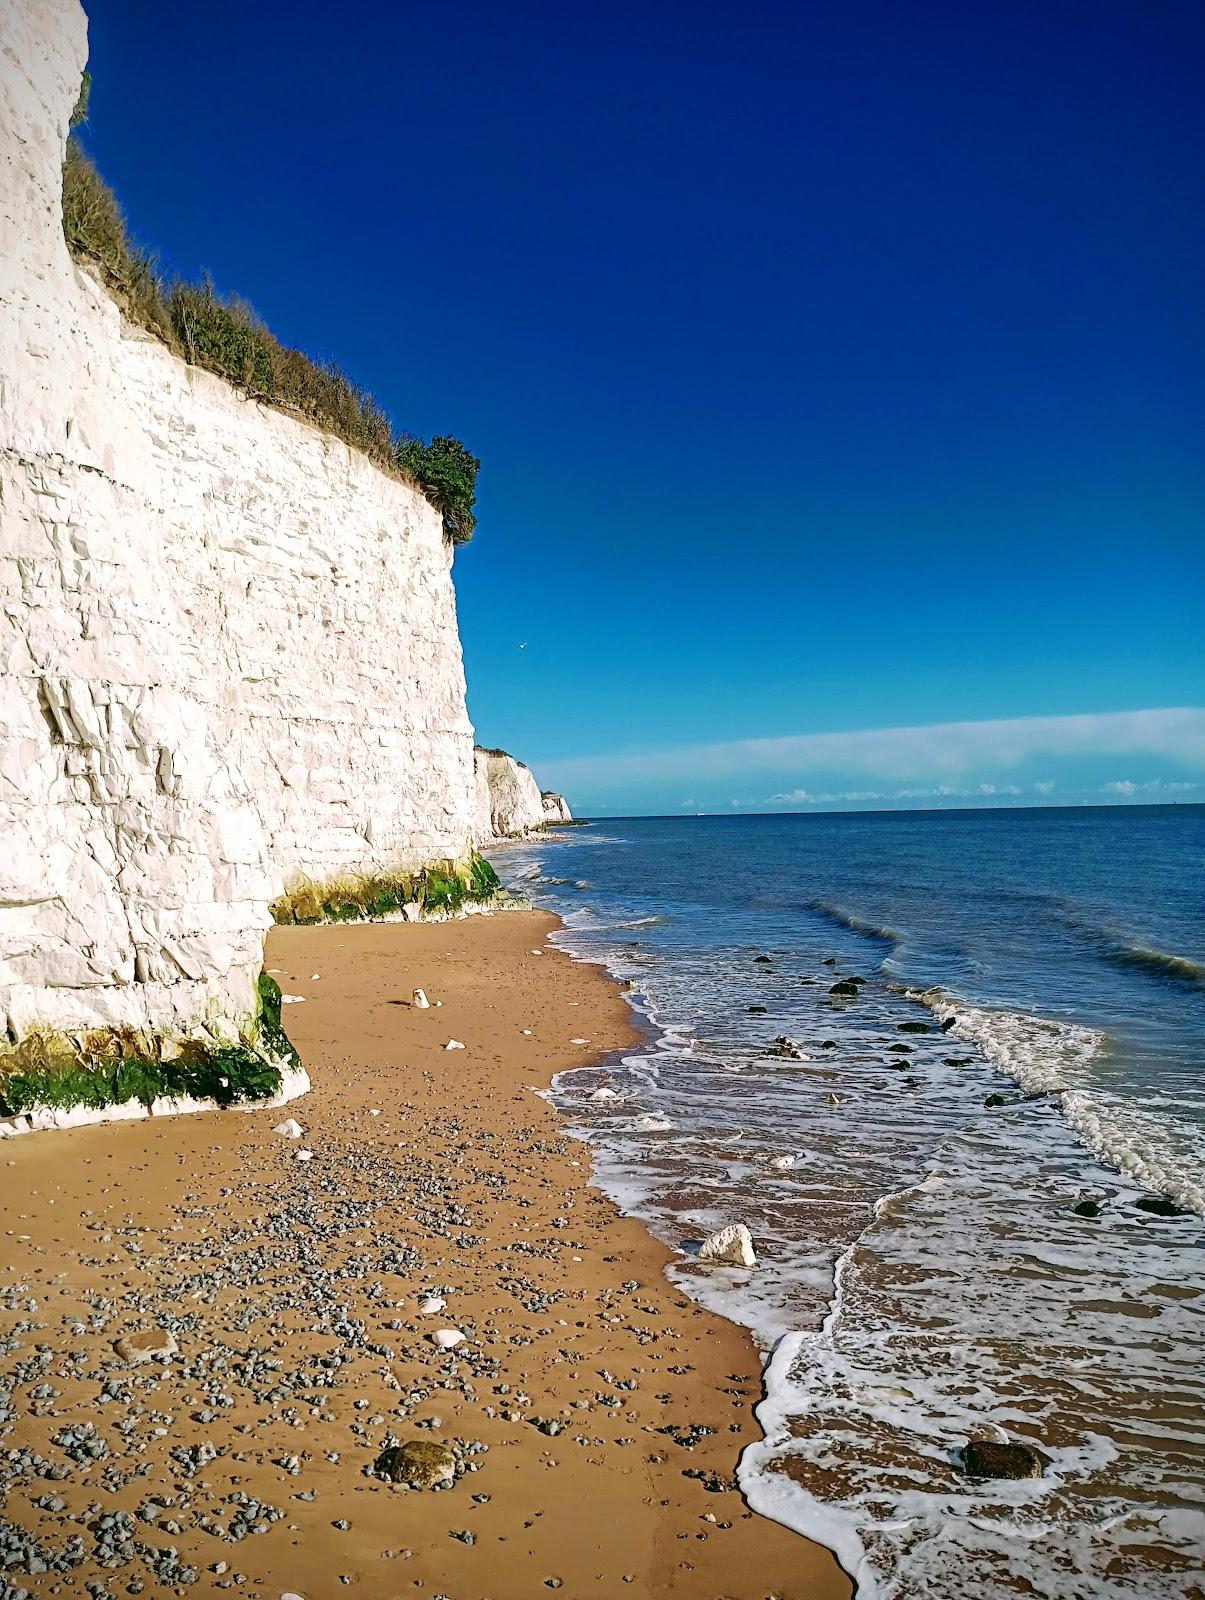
<box><xmin>492</xmin><ymin>805</ymin><xmax>1205</xmax><ymax>1600</ymax></box>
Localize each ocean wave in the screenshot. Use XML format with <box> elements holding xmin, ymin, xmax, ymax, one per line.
<box><xmin>1056</xmin><ymin>905</ymin><xmax>1205</xmax><ymax>986</ymax></box>
<box><xmin>916</xmin><ymin>991</ymin><xmax>1103</xmax><ymax>1095</ymax></box>
<box><xmin>1102</xmin><ymin>941</ymin><xmax>1205</xmax><ymax>985</ymax></box>
<box><xmin>918</xmin><ymin>992</ymin><xmax>1205</xmax><ymax>1217</ymax></box>
<box><xmin>806</xmin><ymin>900</ymin><xmax>899</xmax><ymax>946</ymax></box>
<box><xmin>1061</xmin><ymin>1089</ymin><xmax>1205</xmax><ymax>1217</ymax></box>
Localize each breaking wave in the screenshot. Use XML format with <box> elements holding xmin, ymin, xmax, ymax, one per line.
<box><xmin>806</xmin><ymin>900</ymin><xmax>898</xmax><ymax>946</ymax></box>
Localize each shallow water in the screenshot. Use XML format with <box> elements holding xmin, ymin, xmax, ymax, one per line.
<box><xmin>494</xmin><ymin>806</ymin><xmax>1205</xmax><ymax>1599</ymax></box>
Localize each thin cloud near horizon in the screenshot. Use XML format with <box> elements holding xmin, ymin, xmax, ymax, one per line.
<box><xmin>535</xmin><ymin>707</ymin><xmax>1205</xmax><ymax>812</ymax></box>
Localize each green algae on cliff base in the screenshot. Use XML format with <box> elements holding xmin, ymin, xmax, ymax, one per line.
<box><xmin>0</xmin><ymin>972</ymin><xmax>296</xmax><ymax>1119</ymax></box>
<box><xmin>269</xmin><ymin>856</ymin><xmax>501</xmax><ymax>926</ymax></box>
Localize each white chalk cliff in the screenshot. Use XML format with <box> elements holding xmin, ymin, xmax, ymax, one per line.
<box><xmin>473</xmin><ymin>748</ymin><xmax>547</xmax><ymax>840</ymax></box>
<box><xmin>0</xmin><ymin>0</ymin><xmax>479</xmax><ymax>1055</ymax></box>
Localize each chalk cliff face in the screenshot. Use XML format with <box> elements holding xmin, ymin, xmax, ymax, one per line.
<box><xmin>0</xmin><ymin>0</ymin><xmax>476</xmax><ymax>1053</ymax></box>
<box><xmin>473</xmin><ymin>749</ymin><xmax>547</xmax><ymax>840</ymax></box>
<box><xmin>541</xmin><ymin>792</ymin><xmax>573</xmax><ymax>824</ymax></box>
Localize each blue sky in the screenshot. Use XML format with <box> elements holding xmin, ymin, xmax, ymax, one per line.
<box><xmin>81</xmin><ymin>0</ymin><xmax>1203</xmax><ymax>814</ymax></box>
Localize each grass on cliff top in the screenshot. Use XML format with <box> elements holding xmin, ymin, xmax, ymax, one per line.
<box><xmin>59</xmin><ymin>129</ymin><xmax>478</xmax><ymax>544</ymax></box>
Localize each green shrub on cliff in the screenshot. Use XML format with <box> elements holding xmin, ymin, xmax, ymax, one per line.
<box><xmin>59</xmin><ymin>108</ymin><xmax>478</xmax><ymax>543</ymax></box>
<box><xmin>395</xmin><ymin>436</ymin><xmax>480</xmax><ymax>546</ymax></box>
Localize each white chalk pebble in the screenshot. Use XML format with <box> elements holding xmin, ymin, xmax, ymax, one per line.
<box><xmin>521</xmin><ymin>1029</ymin><xmax>534</xmax><ymax>1036</ymax></box>
<box><xmin>367</xmin><ymin>1108</ymin><xmax>381</xmax><ymax>1117</ymax></box>
<box><xmin>589</xmin><ymin>1087</ymin><xmax>619</xmax><ymax>1102</ymax></box>
<box><xmin>570</xmin><ymin>1037</ymin><xmax>590</xmax><ymax>1045</ymax></box>
<box><xmin>412</xmin><ymin>988</ymin><xmax>430</xmax><ymax>1008</ymax></box>
<box><xmin>309</xmin><ymin>973</ymin><xmax>321</xmax><ymax>980</ymax></box>
<box><xmin>445</xmin><ymin>1039</ymin><xmax>465</xmax><ymax>1051</ymax></box>
<box><xmin>294</xmin><ymin>1149</ymin><xmax>314</xmax><ymax>1163</ymax></box>
<box><xmin>281</xmin><ymin>994</ymin><xmax>306</xmax><ymax>1005</ymax></box>
<box><xmin>770</xmin><ymin>1154</ymin><xmax>795</xmax><ymax>1169</ymax></box>
<box><xmin>273</xmin><ymin>1118</ymin><xmax>304</xmax><ymax>1139</ymax></box>
<box><xmin>431</xmin><ymin>1328</ymin><xmax>464</xmax><ymax>1350</ymax></box>
<box><xmin>281</xmin><ymin>1592</ymin><xmax>306</xmax><ymax>1600</ymax></box>
<box><xmin>530</xmin><ymin>949</ymin><xmax>543</xmax><ymax>956</ymax></box>
<box><xmin>419</xmin><ymin>1296</ymin><xmax>446</xmax><ymax>1315</ymax></box>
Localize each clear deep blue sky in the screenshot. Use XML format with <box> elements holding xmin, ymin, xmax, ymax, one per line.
<box><xmin>79</xmin><ymin>0</ymin><xmax>1203</xmax><ymax>812</ymax></box>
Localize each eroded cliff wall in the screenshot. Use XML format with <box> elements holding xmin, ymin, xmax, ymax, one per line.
<box><xmin>472</xmin><ymin>749</ymin><xmax>546</xmax><ymax>840</ymax></box>
<box><xmin>0</xmin><ymin>0</ymin><xmax>476</xmax><ymax>1054</ymax></box>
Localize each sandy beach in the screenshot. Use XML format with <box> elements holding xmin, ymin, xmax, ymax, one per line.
<box><xmin>0</xmin><ymin>909</ymin><xmax>849</xmax><ymax>1599</ymax></box>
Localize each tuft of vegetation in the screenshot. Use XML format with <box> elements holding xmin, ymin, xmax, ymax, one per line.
<box><xmin>70</xmin><ymin>68</ymin><xmax>90</xmax><ymax>129</ymax></box>
<box><xmin>61</xmin><ymin>142</ymin><xmax>175</xmax><ymax>343</ymax></box>
<box><xmin>270</xmin><ymin>857</ymin><xmax>501</xmax><ymax>926</ymax></box>
<box><xmin>59</xmin><ymin>92</ymin><xmax>478</xmax><ymax>544</ymax></box>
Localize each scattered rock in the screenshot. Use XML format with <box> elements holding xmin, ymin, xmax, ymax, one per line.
<box><xmin>747</xmin><ymin>1005</ymin><xmax>768</xmax><ymax>1014</ymax></box>
<box><xmin>960</xmin><ymin>1439</ymin><xmax>1048</xmax><ymax>1479</ymax></box>
<box><xmin>770</xmin><ymin>1036</ymin><xmax>806</xmax><ymax>1060</ymax></box>
<box><xmin>418</xmin><ymin>1296</ymin><xmax>446</xmax><ymax>1315</ymax></box>
<box><xmin>1073</xmin><ymin>1199</ymin><xmax>1101</xmax><ymax>1218</ymax></box>
<box><xmin>294</xmin><ymin>1148</ymin><xmax>315</xmax><ymax>1162</ymax></box>
<box><xmin>941</xmin><ymin>1017</ymin><xmax>957</xmax><ymax>1032</ymax></box>
<box><xmin>431</xmin><ymin>1328</ymin><xmax>465</xmax><ymax>1350</ymax></box>
<box><xmin>445</xmin><ymin>1039</ymin><xmax>466</xmax><ymax>1051</ymax></box>
<box><xmin>898</xmin><ymin>1021</ymin><xmax>930</xmax><ymax>1034</ymax></box>
<box><xmin>754</xmin><ymin>954</ymin><xmax>773</xmax><ymax>964</ymax></box>
<box><xmin>113</xmin><ymin>1328</ymin><xmax>178</xmax><ymax>1365</ymax></box>
<box><xmin>697</xmin><ymin>1224</ymin><xmax>757</xmax><ymax>1268</ymax></box>
<box><xmin>412</xmin><ymin>989</ymin><xmax>430</xmax><ymax>1009</ymax></box>
<box><xmin>1135</xmin><ymin>1194</ymin><xmax>1186</xmax><ymax>1218</ymax></box>
<box><xmin>272</xmin><ymin>1118</ymin><xmax>304</xmax><ymax>1139</ymax></box>
<box><xmin>829</xmin><ymin>980</ymin><xmax>860</xmax><ymax>998</ymax></box>
<box><xmin>374</xmin><ymin>1439</ymin><xmax>457</xmax><ymax>1489</ymax></box>
<box><xmin>281</xmin><ymin>994</ymin><xmax>306</xmax><ymax>1004</ymax></box>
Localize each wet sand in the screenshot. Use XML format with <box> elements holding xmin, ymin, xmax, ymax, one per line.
<box><xmin>0</xmin><ymin>910</ymin><xmax>850</xmax><ymax>1599</ymax></box>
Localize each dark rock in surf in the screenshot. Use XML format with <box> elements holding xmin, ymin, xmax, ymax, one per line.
<box><xmin>770</xmin><ymin>1036</ymin><xmax>805</xmax><ymax>1060</ymax></box>
<box><xmin>1072</xmin><ymin>1199</ymin><xmax>1101</xmax><ymax>1218</ymax></box>
<box><xmin>961</xmin><ymin>1439</ymin><xmax>1048</xmax><ymax>1480</ymax></box>
<box><xmin>820</xmin><ymin>1040</ymin><xmax>837</xmax><ymax>1050</ymax></box>
<box><xmin>829</xmin><ymin>980</ymin><xmax>860</xmax><ymax>998</ymax></box>
<box><xmin>821</xmin><ymin>957</ymin><xmax>836</xmax><ymax>966</ymax></box>
<box><xmin>1134</xmin><ymin>1194</ymin><xmax>1187</xmax><ymax>1218</ymax></box>
<box><xmin>889</xmin><ymin>1043</ymin><xmax>913</xmax><ymax>1054</ymax></box>
<box><xmin>941</xmin><ymin>1017</ymin><xmax>957</xmax><ymax>1032</ymax></box>
<box><xmin>754</xmin><ymin>955</ymin><xmax>773</xmax><ymax>965</ymax></box>
<box><xmin>748</xmin><ymin>1005</ymin><xmax>768</xmax><ymax>1014</ymax></box>
<box><xmin>898</xmin><ymin>1021</ymin><xmax>930</xmax><ymax>1034</ymax></box>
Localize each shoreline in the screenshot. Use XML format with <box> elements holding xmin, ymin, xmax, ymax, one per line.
<box><xmin>0</xmin><ymin>909</ymin><xmax>850</xmax><ymax>1599</ymax></box>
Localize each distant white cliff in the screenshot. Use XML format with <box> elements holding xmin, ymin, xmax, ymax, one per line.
<box><xmin>473</xmin><ymin>748</ymin><xmax>555</xmax><ymax>840</ymax></box>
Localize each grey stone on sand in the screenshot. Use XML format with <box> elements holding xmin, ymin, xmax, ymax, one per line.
<box><xmin>113</xmin><ymin>1329</ymin><xmax>178</xmax><ymax>1365</ymax></box>
<box><xmin>961</xmin><ymin>1439</ymin><xmax>1048</xmax><ymax>1479</ymax></box>
<box><xmin>375</xmin><ymin>1439</ymin><xmax>457</xmax><ymax>1488</ymax></box>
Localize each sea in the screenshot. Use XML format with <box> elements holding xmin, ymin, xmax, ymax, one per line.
<box><xmin>491</xmin><ymin>805</ymin><xmax>1205</xmax><ymax>1600</ymax></box>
